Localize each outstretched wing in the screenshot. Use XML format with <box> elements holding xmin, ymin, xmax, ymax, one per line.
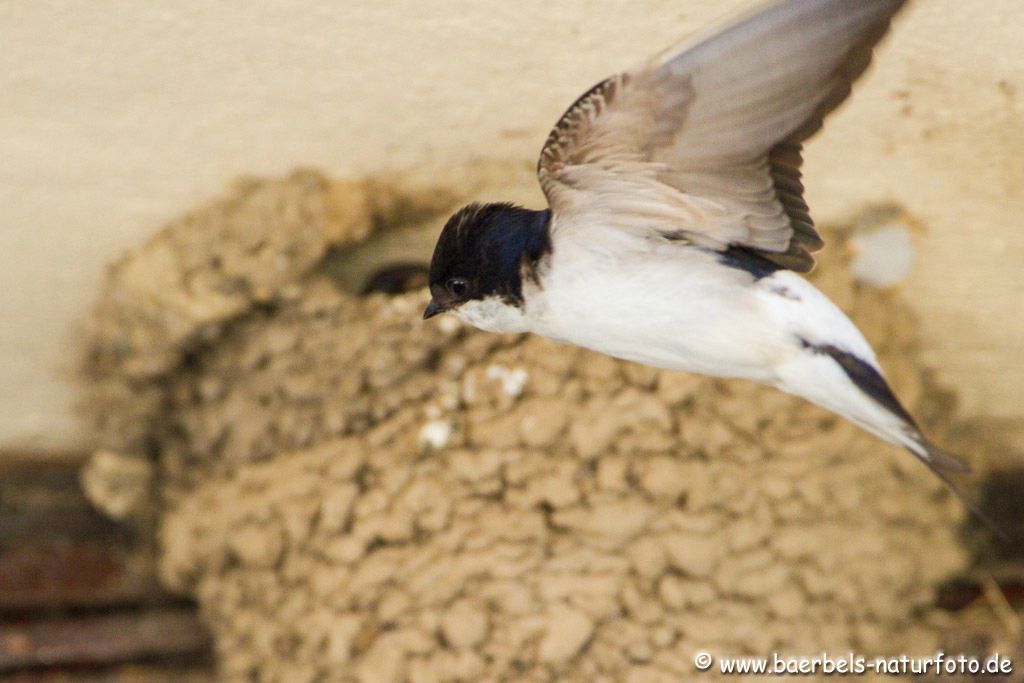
<box><xmin>537</xmin><ymin>0</ymin><xmax>908</xmax><ymax>271</ymax></box>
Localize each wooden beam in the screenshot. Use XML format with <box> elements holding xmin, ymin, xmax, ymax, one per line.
<box><xmin>0</xmin><ymin>455</ymin><xmax>165</xmax><ymax>611</ymax></box>
<box><xmin>0</xmin><ymin>609</ymin><xmax>211</xmax><ymax>671</ymax></box>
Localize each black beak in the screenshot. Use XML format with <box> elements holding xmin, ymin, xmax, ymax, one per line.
<box><xmin>423</xmin><ymin>299</ymin><xmax>446</xmax><ymax>320</ymax></box>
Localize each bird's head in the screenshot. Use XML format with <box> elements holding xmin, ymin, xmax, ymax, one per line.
<box><xmin>423</xmin><ymin>202</ymin><xmax>551</xmax><ymax>332</ymax></box>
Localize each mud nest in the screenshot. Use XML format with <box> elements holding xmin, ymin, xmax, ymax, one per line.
<box><xmin>80</xmin><ymin>170</ymin><xmax>978</xmax><ymax>682</ymax></box>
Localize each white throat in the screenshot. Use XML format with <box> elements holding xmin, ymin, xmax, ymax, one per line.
<box><xmin>454</xmin><ymin>296</ymin><xmax>532</xmax><ymax>334</ymax></box>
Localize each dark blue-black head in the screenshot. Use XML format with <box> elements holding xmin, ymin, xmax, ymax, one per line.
<box><xmin>423</xmin><ymin>202</ymin><xmax>551</xmax><ymax>320</ymax></box>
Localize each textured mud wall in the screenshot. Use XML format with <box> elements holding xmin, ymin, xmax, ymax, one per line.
<box><xmin>82</xmin><ymin>172</ymin><xmax>972</xmax><ymax>682</ymax></box>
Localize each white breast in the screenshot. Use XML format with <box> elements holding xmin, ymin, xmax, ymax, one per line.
<box><xmin>529</xmin><ymin>230</ymin><xmax>790</xmax><ymax>383</ymax></box>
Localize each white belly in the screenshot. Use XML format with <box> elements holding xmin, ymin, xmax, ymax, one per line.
<box><xmin>530</xmin><ymin>244</ymin><xmax>786</xmax><ymax>383</ymax></box>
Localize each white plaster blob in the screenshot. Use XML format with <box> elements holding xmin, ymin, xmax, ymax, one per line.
<box><xmin>485</xmin><ymin>364</ymin><xmax>530</xmax><ymax>398</ymax></box>
<box><xmin>850</xmin><ymin>224</ymin><xmax>917</xmax><ymax>288</ymax></box>
<box><xmin>418</xmin><ymin>419</ymin><xmax>454</xmax><ymax>451</ymax></box>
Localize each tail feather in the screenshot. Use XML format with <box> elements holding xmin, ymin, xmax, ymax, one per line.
<box><xmin>909</xmin><ymin>436</ymin><xmax>1007</xmax><ymax>542</ymax></box>
<box><xmin>781</xmin><ymin>338</ymin><xmax>1003</xmax><ymax>537</ymax></box>
<box><xmin>913</xmin><ymin>437</ymin><xmax>971</xmax><ymax>474</ymax></box>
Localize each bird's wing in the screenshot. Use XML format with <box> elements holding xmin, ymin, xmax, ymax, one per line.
<box><xmin>537</xmin><ymin>0</ymin><xmax>908</xmax><ymax>271</ymax></box>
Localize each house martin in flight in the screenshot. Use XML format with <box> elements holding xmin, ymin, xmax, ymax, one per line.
<box><xmin>424</xmin><ymin>0</ymin><xmax>986</xmax><ymax>514</ymax></box>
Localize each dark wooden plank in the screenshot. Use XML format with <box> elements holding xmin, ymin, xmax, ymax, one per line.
<box><xmin>0</xmin><ymin>609</ymin><xmax>211</xmax><ymax>671</ymax></box>
<box><xmin>3</xmin><ymin>664</ymin><xmax>215</xmax><ymax>683</ymax></box>
<box><xmin>0</xmin><ymin>539</ymin><xmax>165</xmax><ymax>612</ymax></box>
<box><xmin>0</xmin><ymin>454</ymin><xmax>167</xmax><ymax>611</ymax></box>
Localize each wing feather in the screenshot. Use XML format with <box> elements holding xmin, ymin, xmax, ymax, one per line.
<box><xmin>537</xmin><ymin>0</ymin><xmax>908</xmax><ymax>271</ymax></box>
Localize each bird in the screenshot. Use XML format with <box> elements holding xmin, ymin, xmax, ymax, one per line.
<box><xmin>422</xmin><ymin>0</ymin><xmax>983</xmax><ymax>515</ymax></box>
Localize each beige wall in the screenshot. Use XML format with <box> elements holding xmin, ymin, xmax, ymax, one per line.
<box><xmin>2</xmin><ymin>0</ymin><xmax>1023</xmax><ymax>450</ymax></box>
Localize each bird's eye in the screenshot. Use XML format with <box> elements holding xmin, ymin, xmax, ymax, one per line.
<box><xmin>446</xmin><ymin>278</ymin><xmax>469</xmax><ymax>298</ymax></box>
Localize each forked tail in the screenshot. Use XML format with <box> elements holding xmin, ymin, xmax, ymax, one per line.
<box><xmin>785</xmin><ymin>340</ymin><xmax>1004</xmax><ymax>538</ymax></box>
<box><xmin>907</xmin><ymin>436</ymin><xmax>1007</xmax><ymax>542</ymax></box>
